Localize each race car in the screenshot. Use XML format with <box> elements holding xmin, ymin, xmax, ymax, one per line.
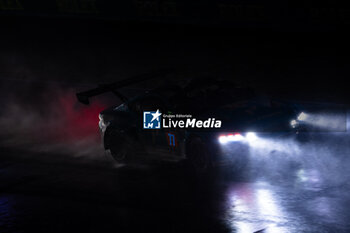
<box><xmin>77</xmin><ymin>71</ymin><xmax>305</xmax><ymax>174</ymax></box>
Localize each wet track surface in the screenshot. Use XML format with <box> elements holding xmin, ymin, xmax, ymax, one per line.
<box><xmin>1</xmin><ymin>134</ymin><xmax>350</xmax><ymax>233</ymax></box>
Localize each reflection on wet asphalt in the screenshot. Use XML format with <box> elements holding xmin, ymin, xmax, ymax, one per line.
<box><xmin>1</xmin><ymin>134</ymin><xmax>350</xmax><ymax>233</ymax></box>
<box><xmin>224</xmin><ymin>179</ymin><xmax>350</xmax><ymax>232</ymax></box>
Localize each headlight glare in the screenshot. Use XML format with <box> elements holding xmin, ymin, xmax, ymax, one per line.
<box><xmin>218</xmin><ymin>133</ymin><xmax>244</xmax><ymax>144</ymax></box>
<box><xmin>297</xmin><ymin>112</ymin><xmax>307</xmax><ymax>121</ymax></box>
<box><xmin>290</xmin><ymin>119</ymin><xmax>298</xmax><ymax>128</ymax></box>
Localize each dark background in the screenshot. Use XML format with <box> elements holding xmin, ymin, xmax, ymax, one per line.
<box><xmin>0</xmin><ymin>0</ymin><xmax>346</xmax><ymax>103</ymax></box>
<box><xmin>0</xmin><ymin>0</ymin><xmax>346</xmax><ymax>166</ymax></box>
<box><xmin>0</xmin><ymin>1</ymin><xmax>346</xmax><ymax>146</ymax></box>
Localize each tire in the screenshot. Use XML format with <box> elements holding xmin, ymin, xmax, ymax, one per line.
<box><xmin>104</xmin><ymin>128</ymin><xmax>135</xmax><ymax>163</ymax></box>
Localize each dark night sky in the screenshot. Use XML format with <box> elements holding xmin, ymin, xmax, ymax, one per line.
<box><xmin>0</xmin><ymin>11</ymin><xmax>346</xmax><ymax>103</ymax></box>
<box><xmin>0</xmin><ymin>1</ymin><xmax>347</xmax><ymax>153</ymax></box>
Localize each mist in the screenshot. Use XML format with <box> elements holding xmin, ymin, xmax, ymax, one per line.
<box><xmin>241</xmin><ymin>131</ymin><xmax>350</xmax><ymax>188</ymax></box>
<box><xmin>0</xmin><ymin>82</ymin><xmax>110</xmax><ymax>158</ymax></box>
<box><xmin>1</xmin><ymin>78</ymin><xmax>350</xmax><ymax>189</ymax></box>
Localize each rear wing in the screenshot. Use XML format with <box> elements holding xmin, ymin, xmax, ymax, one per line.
<box><xmin>76</xmin><ymin>70</ymin><xmax>168</xmax><ymax>105</ymax></box>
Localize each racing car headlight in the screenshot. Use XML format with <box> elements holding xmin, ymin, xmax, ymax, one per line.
<box><xmin>246</xmin><ymin>132</ymin><xmax>257</xmax><ymax>141</ymax></box>
<box><xmin>297</xmin><ymin>112</ymin><xmax>307</xmax><ymax>121</ymax></box>
<box><xmin>218</xmin><ymin>133</ymin><xmax>244</xmax><ymax>144</ymax></box>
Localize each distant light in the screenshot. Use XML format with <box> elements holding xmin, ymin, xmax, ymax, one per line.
<box><xmin>297</xmin><ymin>112</ymin><xmax>307</xmax><ymax>121</ymax></box>
<box><xmin>290</xmin><ymin>119</ymin><xmax>298</xmax><ymax>128</ymax></box>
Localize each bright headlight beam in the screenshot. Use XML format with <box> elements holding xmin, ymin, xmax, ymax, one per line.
<box><xmin>218</xmin><ymin>133</ymin><xmax>244</xmax><ymax>144</ymax></box>
<box><xmin>246</xmin><ymin>132</ymin><xmax>257</xmax><ymax>141</ymax></box>
<box><xmin>218</xmin><ymin>135</ymin><xmax>228</xmax><ymax>144</ymax></box>
<box><xmin>300</xmin><ymin>113</ymin><xmax>347</xmax><ymax>131</ymax></box>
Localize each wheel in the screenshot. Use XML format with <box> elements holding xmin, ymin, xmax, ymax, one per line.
<box><xmin>104</xmin><ymin>128</ymin><xmax>135</xmax><ymax>163</ymax></box>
